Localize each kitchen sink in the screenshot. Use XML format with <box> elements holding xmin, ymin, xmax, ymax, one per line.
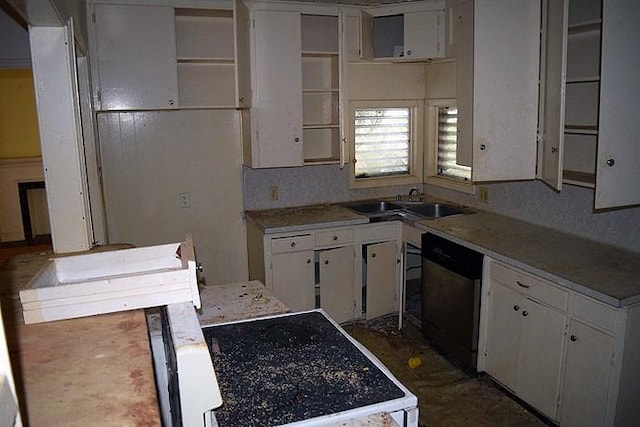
<box><xmin>345</xmin><ymin>200</ymin><xmax>472</xmax><ymax>221</ymax></box>
<box><xmin>346</xmin><ymin>201</ymin><xmax>403</xmax><ymax>214</ymax></box>
<box><xmin>406</xmin><ymin>203</ymin><xmax>471</xmax><ymax>219</ymax></box>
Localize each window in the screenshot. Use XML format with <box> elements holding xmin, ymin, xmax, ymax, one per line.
<box><xmin>425</xmin><ymin>100</ymin><xmax>474</xmax><ymax>193</ymax></box>
<box><xmin>350</xmin><ymin>101</ymin><xmax>422</xmax><ymax>188</ymax></box>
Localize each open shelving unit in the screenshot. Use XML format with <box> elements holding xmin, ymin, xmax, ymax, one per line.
<box><xmin>175</xmin><ymin>9</ymin><xmax>237</xmax><ymax>109</ymax></box>
<box><xmin>301</xmin><ymin>15</ymin><xmax>341</xmax><ymax>165</ymax></box>
<box><xmin>561</xmin><ymin>0</ymin><xmax>601</xmax><ymax>188</ymax></box>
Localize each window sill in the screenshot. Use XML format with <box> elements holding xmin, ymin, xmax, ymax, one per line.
<box><xmin>424</xmin><ymin>175</ymin><xmax>475</xmax><ymax>195</ymax></box>
<box><xmin>351</xmin><ymin>173</ymin><xmax>422</xmax><ymax>189</ymax></box>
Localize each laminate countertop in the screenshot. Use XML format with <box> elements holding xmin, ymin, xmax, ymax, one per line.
<box><xmin>415</xmin><ymin>210</ymin><xmax>640</xmax><ymax>308</ymax></box>
<box><xmin>246</xmin><ymin>204</ymin><xmax>368</xmax><ymax>234</ymax></box>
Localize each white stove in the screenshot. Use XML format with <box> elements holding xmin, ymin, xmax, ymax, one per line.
<box><xmin>151</xmin><ymin>304</ymin><xmax>418</xmax><ymax>427</ymax></box>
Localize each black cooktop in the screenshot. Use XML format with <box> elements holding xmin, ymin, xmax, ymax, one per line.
<box><xmin>202</xmin><ymin>311</ymin><xmax>406</xmax><ymax>426</ymax></box>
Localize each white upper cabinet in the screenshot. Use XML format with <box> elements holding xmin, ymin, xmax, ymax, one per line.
<box><xmin>92</xmin><ymin>1</ymin><xmax>250</xmax><ymax>111</ymax></box>
<box><xmin>540</xmin><ymin>0</ymin><xmax>640</xmax><ymax>209</ymax></box>
<box><xmin>94</xmin><ymin>4</ymin><xmax>179</xmax><ymax>110</ymax></box>
<box><xmin>360</xmin><ymin>2</ymin><xmax>444</xmax><ymax>61</ymax></box>
<box><xmin>251</xmin><ymin>9</ymin><xmax>303</xmax><ymax>168</ymax></box>
<box><xmin>452</xmin><ymin>0</ymin><xmax>541</xmax><ymax>181</ymax></box>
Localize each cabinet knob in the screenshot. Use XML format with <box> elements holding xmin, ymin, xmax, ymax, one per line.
<box><xmin>479</xmin><ymin>144</ymin><xmax>486</xmax><ymax>151</ymax></box>
<box><xmin>294</xmin><ymin>137</ymin><xmax>300</xmax><ymax>143</ymax></box>
<box><xmin>332</xmin><ymin>235</ymin><xmax>338</xmax><ymax>241</ymax></box>
<box><xmin>196</xmin><ymin>262</ymin><xmax>203</xmax><ymax>273</ymax></box>
<box><xmin>522</xmin><ymin>310</ymin><xmax>529</xmax><ymax>317</ymax></box>
<box><xmin>513</xmin><ymin>305</ymin><xmax>520</xmax><ymax>311</ymax></box>
<box><xmin>570</xmin><ymin>335</ymin><xmax>578</xmax><ymax>342</ymax></box>
<box><xmin>306</xmin><ymin>259</ymin><xmax>311</xmax><ymax>264</ymax></box>
<box><xmin>290</xmin><ymin>242</ymin><xmax>296</xmax><ymax>248</ymax></box>
<box><xmin>551</xmin><ymin>147</ymin><xmax>557</xmax><ymax>153</ymax></box>
<box><xmin>239</xmin><ymin>97</ymin><xmax>244</xmax><ymax>104</ymax></box>
<box><xmin>371</xmin><ymin>253</ymin><xmax>376</xmax><ymax>258</ymax></box>
<box><xmin>168</xmin><ymin>99</ymin><xmax>175</xmax><ymax>106</ymax></box>
<box><xmin>406</xmin><ymin>49</ymin><xmax>412</xmax><ymax>56</ymax></box>
<box><xmin>324</xmin><ymin>260</ymin><xmax>329</xmax><ymax>265</ymax></box>
<box><xmin>606</xmin><ymin>158</ymin><xmax>615</xmax><ymax>167</ymax></box>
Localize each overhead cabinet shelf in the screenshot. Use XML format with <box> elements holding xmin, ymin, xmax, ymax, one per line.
<box><xmin>92</xmin><ymin>1</ymin><xmax>250</xmax><ymax>111</ymax></box>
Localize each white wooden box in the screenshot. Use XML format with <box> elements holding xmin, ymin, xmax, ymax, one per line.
<box><xmin>19</xmin><ymin>237</ymin><xmax>200</xmax><ymax>324</ymax></box>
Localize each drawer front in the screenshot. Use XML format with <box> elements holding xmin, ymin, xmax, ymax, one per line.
<box><xmin>572</xmin><ymin>293</ymin><xmax>618</xmax><ymax>334</ymax></box>
<box><xmin>402</xmin><ymin>223</ymin><xmax>422</xmax><ymax>247</ymax></box>
<box><xmin>315</xmin><ymin>228</ymin><xmax>354</xmax><ymax>247</ymax></box>
<box><xmin>356</xmin><ymin>222</ymin><xmax>399</xmax><ymax>243</ymax></box>
<box><xmin>490</xmin><ymin>261</ymin><xmax>568</xmax><ymax>311</ymax></box>
<box><xmin>271</xmin><ymin>234</ymin><xmax>313</xmax><ymax>254</ymax></box>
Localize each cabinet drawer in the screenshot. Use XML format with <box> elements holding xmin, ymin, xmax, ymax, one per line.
<box><xmin>572</xmin><ymin>294</ymin><xmax>618</xmax><ymax>334</ymax></box>
<box><xmin>490</xmin><ymin>261</ymin><xmax>568</xmax><ymax>312</ymax></box>
<box><xmin>271</xmin><ymin>234</ymin><xmax>313</xmax><ymax>254</ymax></box>
<box><xmin>315</xmin><ymin>229</ymin><xmax>354</xmax><ymax>247</ymax></box>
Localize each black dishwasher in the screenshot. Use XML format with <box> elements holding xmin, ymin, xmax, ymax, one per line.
<box><xmin>421</xmin><ymin>233</ymin><xmax>483</xmax><ymax>371</ymax></box>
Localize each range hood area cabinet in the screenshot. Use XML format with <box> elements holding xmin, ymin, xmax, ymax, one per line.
<box><xmin>446</xmin><ymin>0</ymin><xmax>542</xmax><ymax>182</ymax></box>
<box><xmin>89</xmin><ymin>0</ymin><xmax>251</xmax><ymax>111</ymax></box>
<box><xmin>539</xmin><ymin>0</ymin><xmax>640</xmax><ymax>210</ymax></box>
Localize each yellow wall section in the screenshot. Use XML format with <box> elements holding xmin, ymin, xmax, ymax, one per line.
<box><xmin>0</xmin><ymin>69</ymin><xmax>41</xmax><ymax>159</ymax></box>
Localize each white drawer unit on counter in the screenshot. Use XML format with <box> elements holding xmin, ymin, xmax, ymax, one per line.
<box><xmin>247</xmin><ymin>219</ymin><xmax>401</xmax><ymax>323</ymax></box>
<box><xmin>478</xmin><ymin>257</ymin><xmax>640</xmax><ymax>426</ymax></box>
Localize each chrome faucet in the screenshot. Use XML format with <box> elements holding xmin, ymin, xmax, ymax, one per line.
<box><xmin>408</xmin><ymin>187</ymin><xmax>422</xmax><ymax>201</ymax></box>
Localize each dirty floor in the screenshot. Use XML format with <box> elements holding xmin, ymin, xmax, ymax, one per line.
<box><xmin>344</xmin><ymin>316</ymin><xmax>548</xmax><ymax>427</ymax></box>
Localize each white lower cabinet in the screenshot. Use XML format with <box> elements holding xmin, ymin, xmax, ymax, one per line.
<box><xmin>484</xmin><ymin>279</ymin><xmax>565</xmax><ymax>419</ymax></box>
<box><xmin>481</xmin><ymin>258</ymin><xmax>640</xmax><ymax>426</ymax></box>
<box><xmin>271</xmin><ymin>249</ymin><xmax>315</xmax><ymax>311</ymax></box>
<box><xmin>247</xmin><ymin>220</ymin><xmax>401</xmax><ymax>323</ymax></box>
<box><xmin>560</xmin><ymin>319</ymin><xmax>614</xmax><ymax>427</ymax></box>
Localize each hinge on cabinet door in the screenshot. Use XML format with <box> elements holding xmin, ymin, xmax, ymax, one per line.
<box><xmin>97</xmin><ymin>89</ymin><xmax>101</xmax><ymax>104</ymax></box>
<box><xmin>610</xmin><ymin>351</ymin><xmax>616</xmax><ymax>366</ymax></box>
<box><xmin>92</xmin><ymin>13</ymin><xmax>95</xmax><ymax>23</ymax></box>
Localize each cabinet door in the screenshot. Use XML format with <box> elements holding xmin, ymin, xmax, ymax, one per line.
<box><xmin>469</xmin><ymin>0</ymin><xmax>540</xmax><ymax>181</ymax></box>
<box><xmin>94</xmin><ymin>4</ymin><xmax>178</xmax><ymax>110</ymax></box>
<box><xmin>560</xmin><ymin>320</ymin><xmax>614</xmax><ymax>427</ymax></box>
<box><xmin>365</xmin><ymin>240</ymin><xmax>398</xmax><ymax>320</ymax></box>
<box><xmin>484</xmin><ymin>280</ymin><xmax>521</xmax><ymax>391</ymax></box>
<box><xmin>234</xmin><ymin>0</ymin><xmax>251</xmax><ymax>108</ymax></box>
<box><xmin>594</xmin><ymin>1</ymin><xmax>640</xmax><ymax>209</ymax></box>
<box><xmin>271</xmin><ymin>250</ymin><xmax>315</xmax><ymax>311</ymax></box>
<box><xmin>404</xmin><ymin>11</ymin><xmax>443</xmax><ymax>60</ymax></box>
<box><xmin>253</xmin><ymin>10</ymin><xmax>303</xmax><ymax>167</ymax></box>
<box><xmin>539</xmin><ymin>0</ymin><xmax>568</xmax><ymax>191</ymax></box>
<box><xmin>517</xmin><ymin>298</ymin><xmax>566</xmax><ymax>419</ymax></box>
<box><xmin>319</xmin><ymin>246</ymin><xmax>356</xmax><ymax>323</ymax></box>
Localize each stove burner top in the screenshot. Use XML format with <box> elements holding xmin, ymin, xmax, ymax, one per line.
<box><xmin>202</xmin><ymin>311</ymin><xmax>406</xmax><ymax>426</ymax></box>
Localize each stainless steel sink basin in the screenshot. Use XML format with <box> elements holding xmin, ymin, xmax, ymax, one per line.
<box><xmin>406</xmin><ymin>203</ymin><xmax>471</xmax><ymax>218</ymax></box>
<box><xmin>346</xmin><ymin>201</ymin><xmax>403</xmax><ymax>214</ymax></box>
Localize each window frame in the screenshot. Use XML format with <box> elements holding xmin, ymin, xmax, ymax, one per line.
<box><xmin>424</xmin><ymin>99</ymin><xmax>475</xmax><ymax>194</ymax></box>
<box><xmin>349</xmin><ymin>100</ymin><xmax>423</xmax><ymax>189</ymax></box>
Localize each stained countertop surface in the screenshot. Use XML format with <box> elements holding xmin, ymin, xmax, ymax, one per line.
<box><xmin>246</xmin><ymin>204</ymin><xmax>368</xmax><ymax>234</ymax></box>
<box><xmin>415</xmin><ymin>210</ymin><xmax>640</xmax><ymax>307</ymax></box>
<box><xmin>247</xmin><ymin>200</ymin><xmax>640</xmax><ymax>308</ymax></box>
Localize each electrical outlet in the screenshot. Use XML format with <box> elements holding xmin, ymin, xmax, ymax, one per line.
<box><xmin>179</xmin><ymin>192</ymin><xmax>191</xmax><ymax>208</ymax></box>
<box><xmin>269</xmin><ymin>186</ymin><xmax>279</xmax><ymax>201</ymax></box>
<box><xmin>479</xmin><ymin>187</ymin><xmax>489</xmax><ymax>203</ymax></box>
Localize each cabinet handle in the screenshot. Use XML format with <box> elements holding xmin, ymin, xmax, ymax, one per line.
<box><xmin>607</xmin><ymin>158</ymin><xmax>615</xmax><ymax>167</ymax></box>
<box><xmin>522</xmin><ymin>311</ymin><xmax>528</xmax><ymax>317</ymax></box>
<box><xmin>570</xmin><ymin>335</ymin><xmax>578</xmax><ymax>342</ymax></box>
<box><xmin>290</xmin><ymin>242</ymin><xmax>296</xmax><ymax>248</ymax></box>
<box><xmin>324</xmin><ymin>260</ymin><xmax>329</xmax><ymax>265</ymax></box>
<box><xmin>479</xmin><ymin>144</ymin><xmax>486</xmax><ymax>151</ymax></box>
<box><xmin>168</xmin><ymin>99</ymin><xmax>175</xmax><ymax>106</ymax></box>
<box><xmin>332</xmin><ymin>235</ymin><xmax>338</xmax><ymax>241</ymax></box>
<box><xmin>306</xmin><ymin>259</ymin><xmax>311</xmax><ymax>264</ymax></box>
<box><xmin>516</xmin><ymin>281</ymin><xmax>530</xmax><ymax>289</ymax></box>
<box><xmin>513</xmin><ymin>305</ymin><xmax>520</xmax><ymax>311</ymax></box>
